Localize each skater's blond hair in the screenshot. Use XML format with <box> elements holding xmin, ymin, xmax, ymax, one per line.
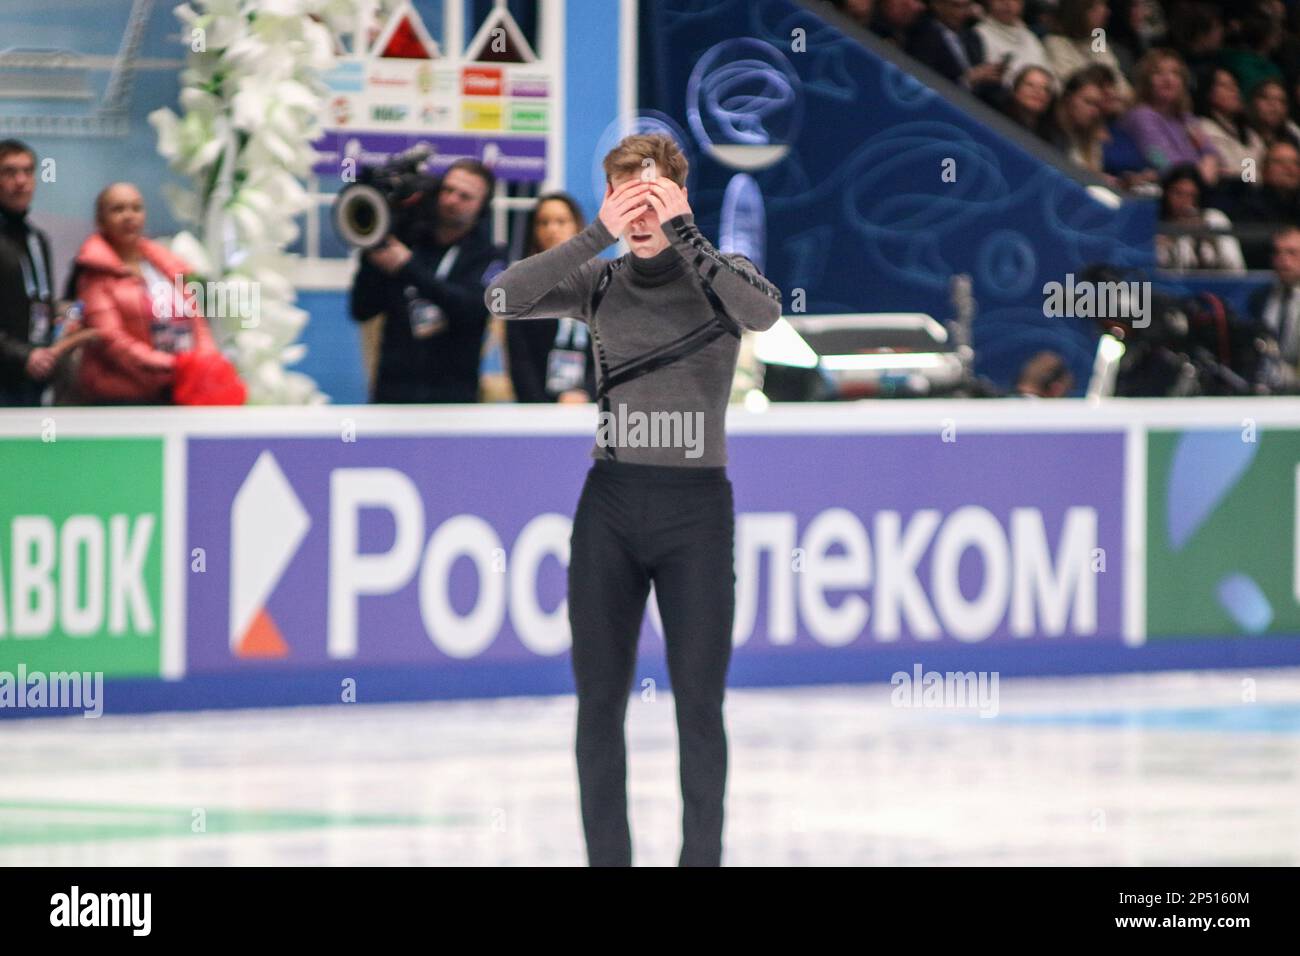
<box><xmin>602</xmin><ymin>133</ymin><xmax>688</xmax><ymax>187</ymax></box>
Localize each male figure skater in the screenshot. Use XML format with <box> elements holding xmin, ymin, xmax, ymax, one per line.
<box><xmin>486</xmin><ymin>134</ymin><xmax>782</xmax><ymax>866</ymax></box>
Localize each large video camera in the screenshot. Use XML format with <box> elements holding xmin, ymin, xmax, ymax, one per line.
<box><xmin>332</xmin><ymin>144</ymin><xmax>436</xmax><ymax>250</ymax></box>
<box><xmin>1080</xmin><ymin>265</ymin><xmax>1286</xmax><ymax>396</ymax></box>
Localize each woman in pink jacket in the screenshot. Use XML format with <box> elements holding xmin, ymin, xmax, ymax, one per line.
<box><xmin>74</xmin><ymin>182</ymin><xmax>217</xmax><ymax>404</ymax></box>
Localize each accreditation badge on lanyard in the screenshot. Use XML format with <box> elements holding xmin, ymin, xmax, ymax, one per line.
<box><xmin>19</xmin><ymin>231</ymin><xmax>52</xmax><ymax>345</ymax></box>
<box><xmin>407</xmin><ymin>245</ymin><xmax>459</xmax><ymax>339</ymax></box>
<box><xmin>545</xmin><ymin>317</ymin><xmax>588</xmax><ymax>395</ymax></box>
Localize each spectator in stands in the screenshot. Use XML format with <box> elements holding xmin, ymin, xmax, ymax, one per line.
<box><xmin>1024</xmin><ymin>0</ymin><xmax>1060</xmax><ymax>34</ymax></box>
<box><xmin>1155</xmin><ymin>163</ymin><xmax>1246</xmax><ymax>272</ymax></box>
<box><xmin>1044</xmin><ymin>68</ymin><xmax>1112</xmax><ymax>175</ymax></box>
<box><xmin>1044</xmin><ymin>0</ymin><xmax>1135</xmax><ymax>106</ymax></box>
<box><xmin>906</xmin><ymin>0</ymin><xmax>1005</xmax><ymax>96</ymax></box>
<box><xmin>1195</xmin><ymin>67</ymin><xmax>1264</xmax><ymax>183</ymax></box>
<box><xmin>1219</xmin><ymin>8</ymin><xmax>1285</xmax><ymax>101</ymax></box>
<box><xmin>1167</xmin><ymin>1</ymin><xmax>1225</xmax><ymax>79</ymax></box>
<box><xmin>1246</xmin><ymin>78</ymin><xmax>1300</xmax><ymax>150</ymax></box>
<box><xmin>349</xmin><ymin>158</ymin><xmax>504</xmax><ymax>403</ymax></box>
<box><xmin>1247</xmin><ymin>226</ymin><xmax>1300</xmax><ymax>370</ymax></box>
<box><xmin>1016</xmin><ymin>351</ymin><xmax>1075</xmax><ymax>397</ymax></box>
<box><xmin>0</xmin><ymin>139</ymin><xmax>62</xmax><ymax>407</ymax></box>
<box><xmin>974</xmin><ymin>0</ymin><xmax>1051</xmax><ymax>92</ymax></box>
<box><xmin>870</xmin><ymin>0</ymin><xmax>926</xmax><ymax>46</ymax></box>
<box><xmin>1275</xmin><ymin>4</ymin><xmax>1300</xmax><ymax>101</ymax></box>
<box><xmin>1289</xmin><ymin>74</ymin><xmax>1300</xmax><ymax>140</ymax></box>
<box><xmin>73</xmin><ymin>183</ymin><xmax>219</xmax><ymax>405</ymax></box>
<box><xmin>504</xmin><ymin>192</ymin><xmax>596</xmax><ymax>404</ymax></box>
<box><xmin>1106</xmin><ymin>0</ymin><xmax>1155</xmax><ymax>78</ymax></box>
<box><xmin>999</xmin><ymin>66</ymin><xmax>1056</xmax><ymax>138</ymax></box>
<box><xmin>1274</xmin><ymin>3</ymin><xmax>1300</xmax><ymax>92</ymax></box>
<box><xmin>1229</xmin><ymin>140</ymin><xmax>1300</xmax><ymax>227</ymax></box>
<box><xmin>828</xmin><ymin>0</ymin><xmax>875</xmax><ymax>28</ymax></box>
<box><xmin>1093</xmin><ymin>64</ymin><xmax>1160</xmax><ymax>190</ymax></box>
<box><xmin>1119</xmin><ymin>49</ymin><xmax>1221</xmax><ymax>185</ymax></box>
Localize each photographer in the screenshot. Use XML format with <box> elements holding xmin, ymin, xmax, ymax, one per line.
<box><xmin>349</xmin><ymin>158</ymin><xmax>504</xmax><ymax>403</ymax></box>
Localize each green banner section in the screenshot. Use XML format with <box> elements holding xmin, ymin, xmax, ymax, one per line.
<box><xmin>0</xmin><ymin>438</ymin><xmax>164</xmax><ymax>676</ymax></box>
<box><xmin>508</xmin><ymin>102</ymin><xmax>548</xmax><ymax>131</ymax></box>
<box><xmin>1147</xmin><ymin>428</ymin><xmax>1300</xmax><ymax>639</ymax></box>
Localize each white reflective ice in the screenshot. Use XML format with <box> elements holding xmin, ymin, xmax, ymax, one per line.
<box><xmin>1</xmin><ymin>669</ymin><xmax>1297</xmax><ymax>865</ymax></box>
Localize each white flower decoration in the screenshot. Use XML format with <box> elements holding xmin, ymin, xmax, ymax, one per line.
<box><xmin>151</xmin><ymin>0</ymin><xmax>359</xmax><ymax>404</ymax></box>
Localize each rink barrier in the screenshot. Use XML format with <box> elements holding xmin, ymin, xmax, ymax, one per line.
<box><xmin>1</xmin><ymin>400</ymin><xmax>1298</xmax><ymax>715</ymax></box>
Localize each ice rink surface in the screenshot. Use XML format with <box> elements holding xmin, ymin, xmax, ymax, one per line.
<box><xmin>2</xmin><ymin>668</ymin><xmax>1299</xmax><ymax>866</ymax></box>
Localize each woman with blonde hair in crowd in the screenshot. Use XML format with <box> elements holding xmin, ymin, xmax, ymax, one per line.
<box><xmin>1119</xmin><ymin>48</ymin><xmax>1220</xmax><ymax>186</ymax></box>
<box><xmin>73</xmin><ymin>182</ymin><xmax>219</xmax><ymax>404</ymax></box>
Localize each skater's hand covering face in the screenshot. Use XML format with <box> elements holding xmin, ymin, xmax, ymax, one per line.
<box><xmin>643</xmin><ymin>177</ymin><xmax>692</xmax><ymax>225</ymax></box>
<box><xmin>601</xmin><ymin>174</ymin><xmax>689</xmax><ymax>258</ymax></box>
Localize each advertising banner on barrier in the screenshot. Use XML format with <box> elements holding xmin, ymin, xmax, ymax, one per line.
<box><xmin>187</xmin><ymin>436</ymin><xmax>592</xmax><ymax>674</ymax></box>
<box><xmin>0</xmin><ymin>438</ymin><xmax>164</xmax><ymax>677</ymax></box>
<box><xmin>186</xmin><ymin>430</ymin><xmax>1126</xmax><ymax>679</ymax></box>
<box><xmin>1148</xmin><ymin>428</ymin><xmax>1300</xmax><ymax>639</ymax></box>
<box><xmin>725</xmin><ymin>431</ymin><xmax>1125</xmax><ymax>654</ymax></box>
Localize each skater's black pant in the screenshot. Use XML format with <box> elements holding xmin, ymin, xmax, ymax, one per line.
<box><xmin>568</xmin><ymin>458</ymin><xmax>736</xmax><ymax>866</ymax></box>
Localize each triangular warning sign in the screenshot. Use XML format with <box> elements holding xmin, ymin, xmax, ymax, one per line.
<box><xmin>465</xmin><ymin>1</ymin><xmax>537</xmax><ymax>63</ymax></box>
<box><xmin>383</xmin><ymin>16</ymin><xmax>432</xmax><ymax>59</ymax></box>
<box><xmin>370</xmin><ymin>1</ymin><xmax>441</xmax><ymax>60</ymax></box>
<box><xmin>475</xmin><ymin>30</ymin><xmax>527</xmax><ymax>63</ymax></box>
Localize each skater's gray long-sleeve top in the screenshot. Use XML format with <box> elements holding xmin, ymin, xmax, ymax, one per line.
<box><xmin>486</xmin><ymin>213</ymin><xmax>782</xmax><ymax>467</ymax></box>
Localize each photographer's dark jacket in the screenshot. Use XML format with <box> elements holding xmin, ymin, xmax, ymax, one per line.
<box><xmin>486</xmin><ymin>214</ymin><xmax>782</xmax><ymax>467</ymax></box>
<box><xmin>505</xmin><ymin>314</ymin><xmax>598</xmax><ymax>402</ymax></box>
<box><xmin>350</xmin><ymin>230</ymin><xmax>503</xmax><ymax>403</ymax></box>
<box><xmin>0</xmin><ymin>206</ymin><xmax>55</xmax><ymax>405</ymax></box>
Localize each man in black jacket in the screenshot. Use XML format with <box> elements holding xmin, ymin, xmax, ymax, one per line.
<box><xmin>871</xmin><ymin>0</ymin><xmax>926</xmax><ymax>46</ymax></box>
<box><xmin>0</xmin><ymin>140</ymin><xmax>58</xmax><ymax>407</ymax></box>
<box><xmin>906</xmin><ymin>0</ymin><xmax>1005</xmax><ymax>95</ymax></box>
<box><xmin>1227</xmin><ymin>142</ymin><xmax>1300</xmax><ymax>268</ymax></box>
<box><xmin>1248</xmin><ymin>226</ymin><xmax>1300</xmax><ymax>370</ymax></box>
<box><xmin>349</xmin><ymin>158</ymin><xmax>505</xmax><ymax>403</ymax></box>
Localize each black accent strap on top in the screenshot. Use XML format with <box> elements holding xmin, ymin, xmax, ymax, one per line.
<box><xmin>587</xmin><ymin>258</ymin><xmax>742</xmax><ymax>461</ymax></box>
<box><xmin>588</xmin><ymin>261</ymin><xmax>620</xmax><ymax>460</ymax></box>
<box><xmin>588</xmin><ymin>258</ymin><xmax>624</xmax><ymax>319</ymax></box>
<box><xmin>596</xmin><ymin>320</ymin><xmax>731</xmax><ymax>401</ymax></box>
